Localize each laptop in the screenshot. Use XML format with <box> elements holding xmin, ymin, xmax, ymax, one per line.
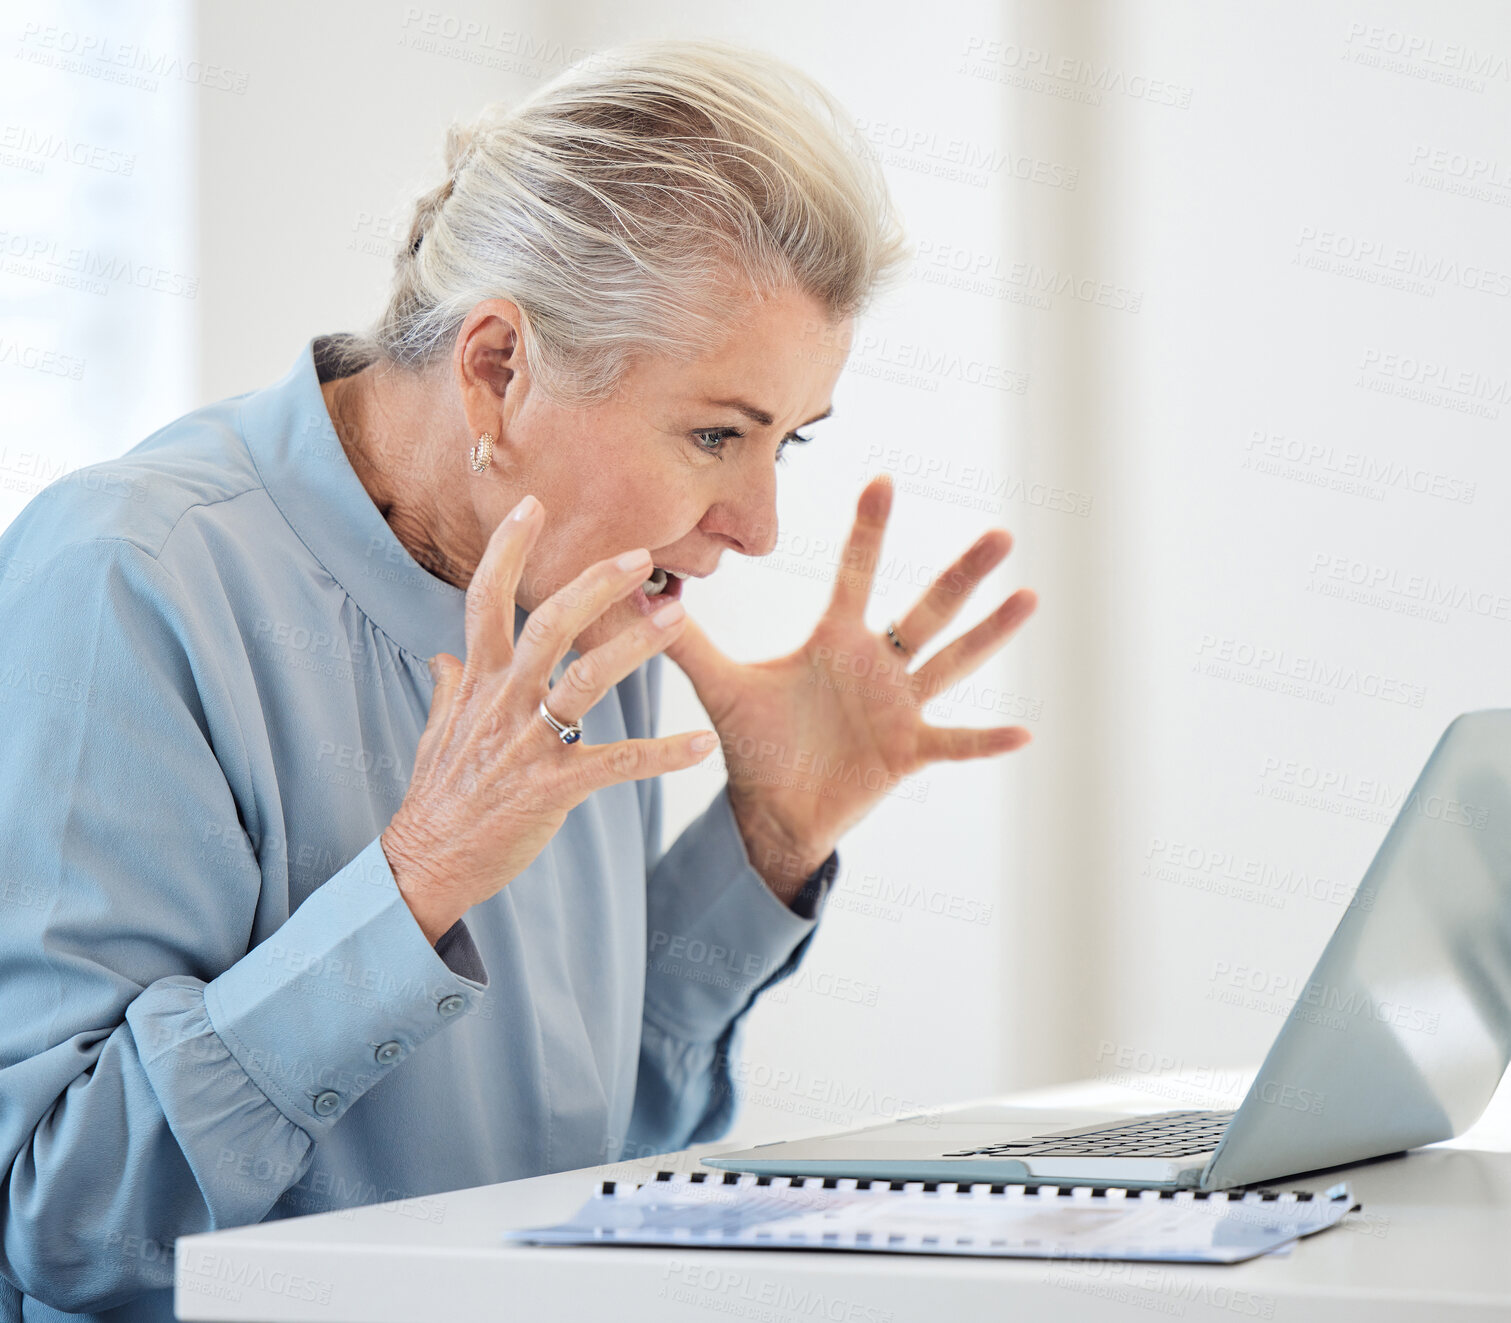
<box><xmin>706</xmin><ymin>710</ymin><xmax>1511</xmax><ymax>1190</ymax></box>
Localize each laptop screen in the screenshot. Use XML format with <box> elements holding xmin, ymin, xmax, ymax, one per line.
<box><xmin>1207</xmin><ymin>709</ymin><xmax>1511</xmax><ymax>1188</ymax></box>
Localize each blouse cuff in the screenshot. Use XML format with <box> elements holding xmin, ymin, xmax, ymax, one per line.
<box><xmin>204</xmin><ymin>836</ymin><xmax>488</xmax><ymax>1135</ymax></box>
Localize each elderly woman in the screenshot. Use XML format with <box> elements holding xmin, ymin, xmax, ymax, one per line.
<box><xmin>0</xmin><ymin>39</ymin><xmax>1034</xmax><ymax>1320</ymax></box>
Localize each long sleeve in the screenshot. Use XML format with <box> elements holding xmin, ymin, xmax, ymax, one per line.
<box><xmin>0</xmin><ymin>540</ymin><xmax>486</xmax><ymax>1314</ymax></box>
<box><xmin>623</xmin><ymin>664</ymin><xmax>839</xmax><ymax>1158</ymax></box>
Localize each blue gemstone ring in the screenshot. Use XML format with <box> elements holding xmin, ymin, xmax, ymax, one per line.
<box><xmin>538</xmin><ymin>697</ymin><xmax>584</xmax><ymax>745</ymax></box>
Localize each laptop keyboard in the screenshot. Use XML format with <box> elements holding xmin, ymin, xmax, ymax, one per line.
<box><xmin>941</xmin><ymin>1109</ymin><xmax>1236</xmax><ymax>1159</ymax></box>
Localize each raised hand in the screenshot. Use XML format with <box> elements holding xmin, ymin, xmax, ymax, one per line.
<box><xmin>382</xmin><ymin>495</ymin><xmax>718</xmax><ymax>943</ymax></box>
<box><xmin>664</xmin><ymin>474</ymin><xmax>1037</xmax><ymax>903</ymax></box>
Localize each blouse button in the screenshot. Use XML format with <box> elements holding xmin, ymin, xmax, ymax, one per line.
<box><xmin>437</xmin><ymin>994</ymin><xmax>465</xmax><ymax>1018</ymax></box>
<box><xmin>313</xmin><ymin>1090</ymin><xmax>340</xmax><ymax>1117</ymax></box>
<box><xmin>375</xmin><ymin>1040</ymin><xmax>402</xmax><ymax>1066</ymax></box>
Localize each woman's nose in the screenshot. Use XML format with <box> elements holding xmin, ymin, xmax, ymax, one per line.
<box><xmin>705</xmin><ymin>467</ymin><xmax>779</xmax><ymax>558</ymax></box>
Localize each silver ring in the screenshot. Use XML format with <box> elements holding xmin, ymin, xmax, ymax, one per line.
<box><xmin>538</xmin><ymin>698</ymin><xmax>584</xmax><ymax>745</ymax></box>
<box><xmin>885</xmin><ymin>622</ymin><xmax>914</xmax><ymax>657</ymax></box>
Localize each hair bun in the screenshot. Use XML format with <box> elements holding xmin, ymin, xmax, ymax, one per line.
<box><xmin>444</xmin><ymin>121</ymin><xmax>478</xmax><ymax>175</ymax></box>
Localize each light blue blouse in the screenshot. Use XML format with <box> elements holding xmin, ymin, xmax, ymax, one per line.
<box><xmin>0</xmin><ymin>335</ymin><xmax>836</xmax><ymax>1322</ymax></box>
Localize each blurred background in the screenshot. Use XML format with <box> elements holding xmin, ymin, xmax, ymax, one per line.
<box><xmin>4</xmin><ymin>0</ymin><xmax>1509</xmax><ymax>1144</ymax></box>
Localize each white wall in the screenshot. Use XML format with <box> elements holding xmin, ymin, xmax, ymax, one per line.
<box><xmin>1002</xmin><ymin>0</ymin><xmax>1511</xmax><ymax>1104</ymax></box>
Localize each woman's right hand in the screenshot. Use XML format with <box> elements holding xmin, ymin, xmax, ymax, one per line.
<box><xmin>380</xmin><ymin>494</ymin><xmax>717</xmax><ymax>945</ymax></box>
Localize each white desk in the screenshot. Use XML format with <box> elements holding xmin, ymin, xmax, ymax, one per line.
<box><xmin>175</xmin><ymin>1076</ymin><xmax>1511</xmax><ymax>1322</ymax></box>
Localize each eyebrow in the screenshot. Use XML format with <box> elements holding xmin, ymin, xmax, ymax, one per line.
<box><xmin>703</xmin><ymin>398</ymin><xmax>835</xmax><ymax>429</ymax></box>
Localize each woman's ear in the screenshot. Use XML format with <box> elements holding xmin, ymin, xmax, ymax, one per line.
<box><xmin>455</xmin><ymin>298</ymin><xmax>530</xmax><ymax>421</ymax></box>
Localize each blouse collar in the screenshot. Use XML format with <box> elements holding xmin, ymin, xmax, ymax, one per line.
<box><xmin>238</xmin><ymin>334</ymin><xmax>489</xmax><ymax>661</ymax></box>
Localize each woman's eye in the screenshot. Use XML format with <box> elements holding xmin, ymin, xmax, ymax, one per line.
<box><xmin>776</xmin><ymin>431</ymin><xmax>814</xmax><ymax>465</ymax></box>
<box><xmin>693</xmin><ymin>428</ymin><xmax>738</xmax><ymax>455</ymax></box>
<box><xmin>691</xmin><ymin>427</ymin><xmax>815</xmax><ymax>462</ymax></box>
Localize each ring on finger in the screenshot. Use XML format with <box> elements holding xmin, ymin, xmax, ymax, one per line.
<box><xmin>885</xmin><ymin>621</ymin><xmax>914</xmax><ymax>657</ymax></box>
<box><xmin>538</xmin><ymin>696</ymin><xmax>584</xmax><ymax>745</ymax></box>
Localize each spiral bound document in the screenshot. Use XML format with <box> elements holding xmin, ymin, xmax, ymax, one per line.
<box><xmin>503</xmin><ymin>1172</ymin><xmax>1358</xmax><ymax>1263</ymax></box>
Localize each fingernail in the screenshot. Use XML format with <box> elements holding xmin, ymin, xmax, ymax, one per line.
<box><xmin>690</xmin><ymin>732</ymin><xmax>719</xmax><ymax>753</ymax></box>
<box><xmin>617</xmin><ymin>548</ymin><xmax>652</xmax><ymax>573</ymax></box>
<box><xmin>652</xmin><ymin>601</ymin><xmax>685</xmax><ymax>628</ymax></box>
<box><xmin>511</xmin><ymin>494</ymin><xmax>540</xmax><ymax>521</ymax></box>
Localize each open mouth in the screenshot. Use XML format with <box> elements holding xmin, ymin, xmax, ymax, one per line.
<box><xmin>630</xmin><ymin>566</ymin><xmax>688</xmax><ymax>614</ymax></box>
<box><xmin>641</xmin><ymin>566</ymin><xmax>687</xmax><ymax>599</ymax></box>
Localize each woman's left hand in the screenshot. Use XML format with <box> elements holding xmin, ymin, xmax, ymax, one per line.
<box><xmin>663</xmin><ymin>474</ymin><xmax>1038</xmax><ymax>904</ymax></box>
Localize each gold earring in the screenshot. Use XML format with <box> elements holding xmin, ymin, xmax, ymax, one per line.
<box><xmin>469</xmin><ymin>431</ymin><xmax>495</xmax><ymax>474</ymax></box>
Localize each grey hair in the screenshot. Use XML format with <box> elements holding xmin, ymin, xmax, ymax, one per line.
<box><xmin>333</xmin><ymin>38</ymin><xmax>911</xmax><ymax>406</ymax></box>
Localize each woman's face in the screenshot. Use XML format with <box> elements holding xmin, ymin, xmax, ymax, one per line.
<box><xmin>479</xmin><ymin>287</ymin><xmax>851</xmax><ymax>654</ymax></box>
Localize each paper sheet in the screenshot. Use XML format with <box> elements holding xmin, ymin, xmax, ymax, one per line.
<box><xmin>503</xmin><ymin>1176</ymin><xmax>1358</xmax><ymax>1263</ymax></box>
